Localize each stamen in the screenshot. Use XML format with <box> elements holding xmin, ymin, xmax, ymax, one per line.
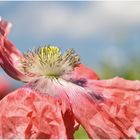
<box><xmin>20</xmin><ymin>45</ymin><xmax>80</xmax><ymax>78</ymax></box>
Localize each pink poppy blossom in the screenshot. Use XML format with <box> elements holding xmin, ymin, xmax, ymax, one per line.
<box><xmin>0</xmin><ymin>18</ymin><xmax>140</xmax><ymax>139</ymax></box>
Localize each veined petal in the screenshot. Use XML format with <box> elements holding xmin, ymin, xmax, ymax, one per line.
<box><xmin>1</xmin><ymin>74</ymin><xmax>139</xmax><ymax>139</ymax></box>
<box><xmin>24</xmin><ymin>78</ymin><xmax>138</xmax><ymax>138</ymax></box>
<box><xmin>84</xmin><ymin>77</ymin><xmax>140</xmax><ymax>138</ymax></box>
<box><xmin>0</xmin><ymin>18</ymin><xmax>35</xmax><ymax>82</ymax></box>
<box><xmin>60</xmin><ymin>79</ymin><xmax>128</xmax><ymax>138</ymax></box>
<box><xmin>0</xmin><ymin>87</ymin><xmax>76</xmax><ymax>139</ymax></box>
<box><xmin>24</xmin><ymin>78</ymin><xmax>78</xmax><ymax>138</ymax></box>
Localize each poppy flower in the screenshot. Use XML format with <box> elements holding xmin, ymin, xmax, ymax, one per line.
<box><xmin>0</xmin><ymin>18</ymin><xmax>140</xmax><ymax>139</ymax></box>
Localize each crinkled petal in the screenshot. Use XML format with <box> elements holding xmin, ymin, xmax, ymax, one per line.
<box><xmin>83</xmin><ymin>77</ymin><xmax>140</xmax><ymax>138</ymax></box>
<box><xmin>24</xmin><ymin>78</ymin><xmax>78</xmax><ymax>138</ymax></box>
<box><xmin>0</xmin><ymin>87</ymin><xmax>75</xmax><ymax>139</ymax></box>
<box><xmin>0</xmin><ymin>18</ymin><xmax>35</xmax><ymax>82</ymax></box>
<box><xmin>33</xmin><ymin>78</ymin><xmax>133</xmax><ymax>138</ymax></box>
<box><xmin>60</xmin><ymin>80</ymin><xmax>128</xmax><ymax>138</ymax></box>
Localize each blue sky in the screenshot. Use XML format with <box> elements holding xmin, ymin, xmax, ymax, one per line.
<box><xmin>0</xmin><ymin>1</ymin><xmax>140</xmax><ymax>87</ymax></box>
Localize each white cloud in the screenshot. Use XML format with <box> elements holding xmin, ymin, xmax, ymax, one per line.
<box><xmin>4</xmin><ymin>2</ymin><xmax>140</xmax><ymax>39</ymax></box>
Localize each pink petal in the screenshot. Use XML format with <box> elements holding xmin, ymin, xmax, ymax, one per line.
<box><xmin>83</xmin><ymin>77</ymin><xmax>140</xmax><ymax>138</ymax></box>
<box><xmin>0</xmin><ymin>87</ymin><xmax>76</xmax><ymax>139</ymax></box>
<box><xmin>61</xmin><ymin>80</ymin><xmax>127</xmax><ymax>138</ymax></box>
<box><xmin>0</xmin><ymin>17</ymin><xmax>12</xmax><ymax>37</ymax></box>
<box><xmin>63</xmin><ymin>64</ymin><xmax>99</xmax><ymax>86</ymax></box>
<box><xmin>0</xmin><ymin>18</ymin><xmax>35</xmax><ymax>82</ymax></box>
<box><xmin>72</xmin><ymin>64</ymin><xmax>99</xmax><ymax>80</ymax></box>
<box><xmin>0</xmin><ymin>18</ymin><xmax>21</xmax><ymax>57</ymax></box>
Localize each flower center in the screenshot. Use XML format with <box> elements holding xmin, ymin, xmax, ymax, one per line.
<box><xmin>21</xmin><ymin>45</ymin><xmax>80</xmax><ymax>78</ymax></box>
